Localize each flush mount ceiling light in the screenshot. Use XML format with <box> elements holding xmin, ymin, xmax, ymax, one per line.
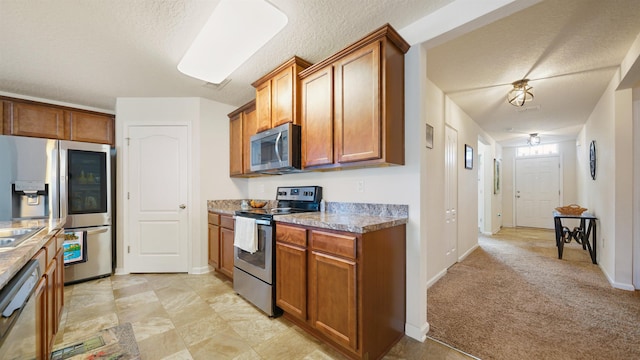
<box><xmin>507</xmin><ymin>79</ymin><xmax>534</xmax><ymax>107</ymax></box>
<box><xmin>527</xmin><ymin>133</ymin><xmax>541</xmax><ymax>146</ymax></box>
<box><xmin>177</xmin><ymin>0</ymin><xmax>288</xmax><ymax>84</ymax></box>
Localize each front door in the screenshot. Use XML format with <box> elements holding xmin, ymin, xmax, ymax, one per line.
<box><xmin>444</xmin><ymin>126</ymin><xmax>458</xmax><ymax>268</ymax></box>
<box><xmin>126</xmin><ymin>125</ymin><xmax>189</xmax><ymax>272</ymax></box>
<box><xmin>515</xmin><ymin>156</ymin><xmax>560</xmax><ymax>229</ymax></box>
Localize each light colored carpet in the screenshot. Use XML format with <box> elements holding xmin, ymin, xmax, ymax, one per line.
<box><xmin>427</xmin><ymin>227</ymin><xmax>640</xmax><ymax>360</ymax></box>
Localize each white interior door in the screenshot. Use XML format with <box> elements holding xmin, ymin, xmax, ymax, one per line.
<box><xmin>444</xmin><ymin>126</ymin><xmax>458</xmax><ymax>268</ymax></box>
<box><xmin>126</xmin><ymin>125</ymin><xmax>189</xmax><ymax>272</ymax></box>
<box><xmin>478</xmin><ymin>149</ymin><xmax>484</xmax><ymax>233</ymax></box>
<box><xmin>515</xmin><ymin>156</ymin><xmax>560</xmax><ymax>229</ymax></box>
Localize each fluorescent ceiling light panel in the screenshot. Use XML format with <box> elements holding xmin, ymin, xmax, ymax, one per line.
<box><xmin>177</xmin><ymin>0</ymin><xmax>287</xmax><ymax>84</ymax></box>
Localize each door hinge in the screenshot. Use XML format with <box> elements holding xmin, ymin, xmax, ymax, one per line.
<box><xmin>126</xmin><ymin>137</ymin><xmax>130</xmax><ymax>146</ymax></box>
<box><xmin>128</xmin><ymin>246</ymin><xmax>130</xmax><ymax>254</ymax></box>
<box><xmin>127</xmin><ymin>192</ymin><xmax>130</xmax><ymax>200</ymax></box>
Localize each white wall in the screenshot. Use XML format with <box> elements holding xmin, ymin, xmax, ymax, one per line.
<box><xmin>576</xmin><ymin>71</ymin><xmax>635</xmax><ymax>290</ymax></box>
<box><xmin>634</xmin><ymin>94</ymin><xmax>640</xmax><ymax>289</ymax></box>
<box><xmin>114</xmin><ymin>97</ymin><xmax>238</xmax><ymax>275</ymax></box>
<box><xmin>423</xmin><ymin>78</ymin><xmax>501</xmax><ymax>282</ymax></box>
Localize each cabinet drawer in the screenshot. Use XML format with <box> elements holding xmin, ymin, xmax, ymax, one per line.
<box><xmin>310</xmin><ymin>230</ymin><xmax>356</xmax><ymax>260</ymax></box>
<box><xmin>276</xmin><ymin>224</ymin><xmax>307</xmax><ymax>247</ymax></box>
<box><xmin>220</xmin><ymin>215</ymin><xmax>234</xmax><ymax>230</ymax></box>
<box><xmin>208</xmin><ymin>212</ymin><xmax>220</xmax><ymax>225</ymax></box>
<box><xmin>33</xmin><ymin>249</ymin><xmax>46</xmax><ymax>276</ymax></box>
<box><xmin>44</xmin><ymin>237</ymin><xmax>57</xmax><ymax>264</ymax></box>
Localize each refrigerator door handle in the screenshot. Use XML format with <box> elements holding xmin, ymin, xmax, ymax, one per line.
<box><xmin>84</xmin><ymin>226</ymin><xmax>110</xmax><ymax>235</ymax></box>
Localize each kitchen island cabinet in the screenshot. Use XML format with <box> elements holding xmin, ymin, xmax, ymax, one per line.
<box><xmin>300</xmin><ymin>24</ymin><xmax>409</xmax><ymax>170</ymax></box>
<box><xmin>208</xmin><ymin>211</ymin><xmax>234</xmax><ymax>279</ymax></box>
<box><xmin>275</xmin><ymin>221</ymin><xmax>406</xmax><ymax>360</ymax></box>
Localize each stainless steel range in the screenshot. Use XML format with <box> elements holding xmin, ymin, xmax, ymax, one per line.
<box><xmin>233</xmin><ymin>186</ymin><xmax>322</xmax><ymax>317</ymax></box>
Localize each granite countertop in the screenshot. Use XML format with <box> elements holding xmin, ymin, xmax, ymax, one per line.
<box><xmin>274</xmin><ymin>212</ymin><xmax>407</xmax><ymax>233</ymax></box>
<box><xmin>0</xmin><ymin>218</ymin><xmax>66</xmax><ymax>289</ymax></box>
<box><xmin>207</xmin><ymin>200</ymin><xmax>408</xmax><ymax>234</ymax></box>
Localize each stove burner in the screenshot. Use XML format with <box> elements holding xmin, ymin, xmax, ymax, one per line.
<box><xmin>235</xmin><ymin>186</ymin><xmax>322</xmax><ymax>219</ymax></box>
<box><xmin>270</xmin><ymin>207</ymin><xmax>294</xmax><ymax>214</ymax></box>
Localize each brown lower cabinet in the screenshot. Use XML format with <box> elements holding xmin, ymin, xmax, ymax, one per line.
<box><xmin>32</xmin><ymin>230</ymin><xmax>64</xmax><ymax>359</ymax></box>
<box><xmin>208</xmin><ymin>211</ymin><xmax>234</xmax><ymax>279</ymax></box>
<box><xmin>275</xmin><ymin>223</ymin><xmax>406</xmax><ymax>360</ymax></box>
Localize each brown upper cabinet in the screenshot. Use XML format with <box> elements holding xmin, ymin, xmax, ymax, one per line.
<box><xmin>228</xmin><ymin>100</ymin><xmax>257</xmax><ymax>177</ymax></box>
<box><xmin>66</xmin><ymin>111</ymin><xmax>114</xmax><ymax>145</ymax></box>
<box><xmin>299</xmin><ymin>24</ymin><xmax>409</xmax><ymax>170</ymax></box>
<box><xmin>2</xmin><ymin>97</ymin><xmax>115</xmax><ymax>145</ymax></box>
<box><xmin>3</xmin><ymin>100</ymin><xmax>66</xmax><ymax>139</ymax></box>
<box><xmin>252</xmin><ymin>56</ymin><xmax>312</xmax><ymax>133</ymax></box>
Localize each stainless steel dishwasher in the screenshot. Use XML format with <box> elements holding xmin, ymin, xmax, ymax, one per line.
<box><xmin>0</xmin><ymin>259</ymin><xmax>41</xmax><ymax>359</ymax></box>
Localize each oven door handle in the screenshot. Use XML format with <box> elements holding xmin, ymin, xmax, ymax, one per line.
<box><xmin>233</xmin><ymin>216</ymin><xmax>272</xmax><ymax>226</ymax></box>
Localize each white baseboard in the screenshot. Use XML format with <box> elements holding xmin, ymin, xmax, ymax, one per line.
<box><xmin>405</xmin><ymin>321</ymin><xmax>429</xmax><ymax>342</ymax></box>
<box><xmin>458</xmin><ymin>243</ymin><xmax>479</xmax><ymax>262</ymax></box>
<box><xmin>114</xmin><ymin>267</ymin><xmax>129</xmax><ymax>275</ymax></box>
<box><xmin>427</xmin><ymin>269</ymin><xmax>447</xmax><ymax>288</ymax></box>
<box><xmin>600</xmin><ymin>264</ymin><xmax>636</xmax><ymax>291</ymax></box>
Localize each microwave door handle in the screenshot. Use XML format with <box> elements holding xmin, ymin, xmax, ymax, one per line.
<box><xmin>274</xmin><ymin>132</ymin><xmax>283</xmax><ymax>162</ymax></box>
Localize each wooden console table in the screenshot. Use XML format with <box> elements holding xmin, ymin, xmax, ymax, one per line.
<box><xmin>552</xmin><ymin>211</ymin><xmax>597</xmax><ymax>264</ymax></box>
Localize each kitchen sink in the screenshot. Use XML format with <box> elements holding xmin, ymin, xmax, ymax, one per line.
<box><xmin>0</xmin><ymin>226</ymin><xmax>46</xmax><ymax>248</ymax></box>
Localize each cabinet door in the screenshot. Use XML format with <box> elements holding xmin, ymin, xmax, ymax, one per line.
<box><xmin>271</xmin><ymin>66</ymin><xmax>294</xmax><ymax>128</ymax></box>
<box><xmin>242</xmin><ymin>105</ymin><xmax>257</xmax><ymax>174</ymax></box>
<box><xmin>66</xmin><ymin>111</ymin><xmax>115</xmax><ymax>145</ymax></box>
<box><xmin>276</xmin><ymin>242</ymin><xmax>307</xmax><ymax>320</ymax></box>
<box><xmin>309</xmin><ymin>251</ymin><xmax>357</xmax><ymax>350</ymax></box>
<box><xmin>255</xmin><ymin>81</ymin><xmax>272</xmax><ymax>133</ymax></box>
<box><xmin>302</xmin><ymin>66</ymin><xmax>334</xmax><ymax>167</ymax></box>
<box><xmin>208</xmin><ymin>223</ymin><xmax>220</xmax><ymax>269</ymax></box>
<box><xmin>334</xmin><ymin>41</ymin><xmax>381</xmax><ymax>163</ymax></box>
<box><xmin>55</xmin><ymin>247</ymin><xmax>64</xmax><ymax>332</ymax></box>
<box><xmin>3</xmin><ymin>101</ymin><xmax>66</xmax><ymax>139</ymax></box>
<box><xmin>229</xmin><ymin>113</ymin><xmax>243</xmax><ymax>176</ymax></box>
<box><xmin>45</xmin><ymin>258</ymin><xmax>56</xmax><ymax>354</ymax></box>
<box><xmin>35</xmin><ymin>276</ymin><xmax>47</xmax><ymax>360</ymax></box>
<box><xmin>220</xmin><ymin>227</ymin><xmax>235</xmax><ymax>279</ymax></box>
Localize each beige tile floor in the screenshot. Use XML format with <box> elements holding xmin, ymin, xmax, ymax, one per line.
<box><xmin>55</xmin><ymin>272</ymin><xmax>476</xmax><ymax>360</ymax></box>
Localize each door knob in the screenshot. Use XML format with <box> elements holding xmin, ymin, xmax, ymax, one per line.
<box><xmin>179</xmin><ymin>204</ymin><xmax>186</xmax><ymax>209</ymax></box>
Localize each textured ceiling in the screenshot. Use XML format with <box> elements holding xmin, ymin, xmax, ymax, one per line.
<box><xmin>0</xmin><ymin>0</ymin><xmax>452</xmax><ymax>110</ymax></box>
<box><xmin>1</xmin><ymin>0</ymin><xmax>639</xmax><ymax>147</ymax></box>
<box><xmin>427</xmin><ymin>0</ymin><xmax>640</xmax><ymax>146</ymax></box>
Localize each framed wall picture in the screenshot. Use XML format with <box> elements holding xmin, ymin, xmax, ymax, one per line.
<box><xmin>464</xmin><ymin>144</ymin><xmax>473</xmax><ymax>169</ymax></box>
<box><xmin>589</xmin><ymin>140</ymin><xmax>596</xmax><ymax>180</ymax></box>
<box><xmin>494</xmin><ymin>158</ymin><xmax>502</xmax><ymax>194</ymax></box>
<box><xmin>425</xmin><ymin>123</ymin><xmax>434</xmax><ymax>149</ymax></box>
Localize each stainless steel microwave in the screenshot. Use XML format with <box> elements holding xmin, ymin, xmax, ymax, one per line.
<box><xmin>250</xmin><ymin>122</ymin><xmax>301</xmax><ymax>174</ymax></box>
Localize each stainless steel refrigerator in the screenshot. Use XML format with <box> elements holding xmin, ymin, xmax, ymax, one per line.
<box><xmin>0</xmin><ymin>135</ymin><xmax>114</xmax><ymax>284</ymax></box>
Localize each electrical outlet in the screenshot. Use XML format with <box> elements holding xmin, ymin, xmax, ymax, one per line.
<box><xmin>357</xmin><ymin>180</ymin><xmax>364</xmax><ymax>193</ymax></box>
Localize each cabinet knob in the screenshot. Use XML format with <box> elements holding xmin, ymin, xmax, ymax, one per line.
<box><xmin>179</xmin><ymin>204</ymin><xmax>186</xmax><ymax>209</ymax></box>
